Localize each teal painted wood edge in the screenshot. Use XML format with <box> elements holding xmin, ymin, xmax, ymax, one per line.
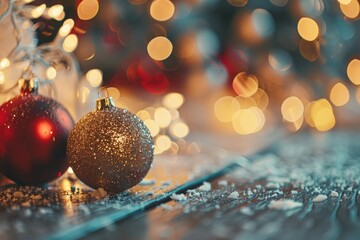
<box><xmin>46</xmin><ymin>160</ymin><xmax>244</xmax><ymax>240</ymax></box>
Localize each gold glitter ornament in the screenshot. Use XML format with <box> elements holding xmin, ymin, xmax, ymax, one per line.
<box><xmin>67</xmin><ymin>94</ymin><xmax>154</xmax><ymax>193</ymax></box>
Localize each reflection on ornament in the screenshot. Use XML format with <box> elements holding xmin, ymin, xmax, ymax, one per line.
<box><xmin>0</xmin><ymin>77</ymin><xmax>74</xmax><ymax>185</ymax></box>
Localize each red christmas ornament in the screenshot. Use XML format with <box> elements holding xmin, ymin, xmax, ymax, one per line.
<box><xmin>0</xmin><ymin>77</ymin><xmax>74</xmax><ymax>185</ymax></box>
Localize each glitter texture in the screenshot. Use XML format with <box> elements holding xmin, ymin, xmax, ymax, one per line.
<box><xmin>67</xmin><ymin>105</ymin><xmax>154</xmax><ymax>193</ymax></box>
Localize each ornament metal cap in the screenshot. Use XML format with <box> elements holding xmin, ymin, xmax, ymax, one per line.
<box><xmin>96</xmin><ymin>87</ymin><xmax>115</xmax><ymax>110</ymax></box>
<box><xmin>20</xmin><ymin>77</ymin><xmax>39</xmax><ymax>95</ymax></box>
<box><xmin>96</xmin><ymin>97</ymin><xmax>115</xmax><ymax>110</ymax></box>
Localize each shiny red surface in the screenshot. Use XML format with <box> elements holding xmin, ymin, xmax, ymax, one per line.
<box><xmin>0</xmin><ymin>93</ymin><xmax>74</xmax><ymax>185</ymax></box>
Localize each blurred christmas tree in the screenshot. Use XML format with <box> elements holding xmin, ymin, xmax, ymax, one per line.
<box><xmin>2</xmin><ymin>0</ymin><xmax>360</xmax><ymax>139</ymax></box>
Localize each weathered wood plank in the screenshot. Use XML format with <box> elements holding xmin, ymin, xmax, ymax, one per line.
<box><xmin>0</xmin><ymin>152</ymin><xmax>239</xmax><ymax>240</ymax></box>
<box><xmin>86</xmin><ymin>131</ymin><xmax>360</xmax><ymax>240</ymax></box>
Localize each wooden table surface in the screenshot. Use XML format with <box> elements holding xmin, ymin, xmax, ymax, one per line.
<box><xmin>1</xmin><ymin>131</ymin><xmax>360</xmax><ymax>240</ymax></box>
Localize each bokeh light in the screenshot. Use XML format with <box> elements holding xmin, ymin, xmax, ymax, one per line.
<box><xmin>235</xmin><ymin>96</ymin><xmax>257</xmax><ymax>109</ymax></box>
<box><xmin>297</xmin><ymin>17</ymin><xmax>319</xmax><ymax>41</ymax></box>
<box><xmin>268</xmin><ymin>49</ymin><xmax>292</xmax><ymax>72</ymax></box>
<box><xmin>144</xmin><ymin>119</ymin><xmax>160</xmax><ymax>137</ymax></box>
<box><xmin>232</xmin><ymin>107</ymin><xmax>265</xmax><ymax>135</ymax></box>
<box><xmin>339</xmin><ymin>0</ymin><xmax>360</xmax><ymax>19</ymax></box>
<box><xmin>284</xmin><ymin>116</ymin><xmax>304</xmax><ymax>132</ymax></box>
<box><xmin>147</xmin><ymin>36</ymin><xmax>173</xmax><ymax>61</ymax></box>
<box><xmin>106</xmin><ymin>87</ymin><xmax>120</xmax><ymax>101</ymax></box>
<box><xmin>227</xmin><ymin>0</ymin><xmax>248</xmax><ymax>7</ymax></box>
<box><xmin>156</xmin><ymin>135</ymin><xmax>172</xmax><ymax>152</ymax></box>
<box><xmin>300</xmin><ymin>0</ymin><xmax>324</xmax><ymax>17</ymax></box>
<box><xmin>154</xmin><ymin>107</ymin><xmax>172</xmax><ymax>128</ymax></box>
<box><xmin>63</xmin><ymin>34</ymin><xmax>78</xmax><ymax>52</ymax></box>
<box><xmin>59</xmin><ymin>19</ymin><xmax>75</xmax><ymax>37</ymax></box>
<box><xmin>347</xmin><ymin>59</ymin><xmax>360</xmax><ymax>85</ymax></box>
<box><xmin>3</xmin><ymin>0</ymin><xmax>359</xmax><ymax>151</ymax></box>
<box><xmin>338</xmin><ymin>0</ymin><xmax>352</xmax><ymax>4</ymax></box>
<box><xmin>170</xmin><ymin>122</ymin><xmax>189</xmax><ymax>138</ymax></box>
<box><xmin>46</xmin><ymin>67</ymin><xmax>57</xmax><ymax>80</ymax></box>
<box><xmin>305</xmin><ymin>99</ymin><xmax>336</xmax><ymax>131</ymax></box>
<box><xmin>214</xmin><ymin>96</ymin><xmax>241</xmax><ymax>123</ymax></box>
<box><xmin>281</xmin><ymin>96</ymin><xmax>304</xmax><ymax>123</ymax></box>
<box><xmin>196</xmin><ymin>29</ymin><xmax>219</xmax><ymax>57</ymax></box>
<box><xmin>150</xmin><ymin>0</ymin><xmax>175</xmax><ymax>21</ymax></box>
<box><xmin>162</xmin><ymin>92</ymin><xmax>184</xmax><ymax>109</ymax></box>
<box><xmin>232</xmin><ymin>72</ymin><xmax>259</xmax><ymax>98</ymax></box>
<box><xmin>77</xmin><ymin>0</ymin><xmax>99</xmax><ymax>21</ymax></box>
<box><xmin>0</xmin><ymin>58</ymin><xmax>10</xmax><ymax>69</ymax></box>
<box><xmin>137</xmin><ymin>110</ymin><xmax>151</xmax><ymax>121</ymax></box>
<box><xmin>48</xmin><ymin>4</ymin><xmax>64</xmax><ymax>20</ymax></box>
<box><xmin>252</xmin><ymin>89</ymin><xmax>269</xmax><ymax>111</ymax></box>
<box><xmin>329</xmin><ymin>82</ymin><xmax>350</xmax><ymax>107</ymax></box>
<box><xmin>251</xmin><ymin>9</ymin><xmax>275</xmax><ymax>38</ymax></box>
<box><xmin>86</xmin><ymin>69</ymin><xmax>103</xmax><ymax>87</ymax></box>
<box><xmin>31</xmin><ymin>4</ymin><xmax>46</xmax><ymax>19</ymax></box>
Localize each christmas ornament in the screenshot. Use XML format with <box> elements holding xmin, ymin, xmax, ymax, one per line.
<box><xmin>0</xmin><ymin>77</ymin><xmax>74</xmax><ymax>185</ymax></box>
<box><xmin>67</xmin><ymin>92</ymin><xmax>154</xmax><ymax>193</ymax></box>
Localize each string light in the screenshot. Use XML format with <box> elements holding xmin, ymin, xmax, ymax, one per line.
<box><xmin>48</xmin><ymin>4</ymin><xmax>64</xmax><ymax>20</ymax></box>
<box><xmin>31</xmin><ymin>4</ymin><xmax>46</xmax><ymax>19</ymax></box>
<box><xmin>63</xmin><ymin>34</ymin><xmax>78</xmax><ymax>52</ymax></box>
<box><xmin>59</xmin><ymin>19</ymin><xmax>75</xmax><ymax>37</ymax></box>
<box><xmin>86</xmin><ymin>69</ymin><xmax>103</xmax><ymax>87</ymax></box>
<box><xmin>0</xmin><ymin>58</ymin><xmax>10</xmax><ymax>69</ymax></box>
<box><xmin>46</xmin><ymin>67</ymin><xmax>57</xmax><ymax>80</ymax></box>
<box><xmin>2</xmin><ymin>0</ymin><xmax>359</xmax><ymax>145</ymax></box>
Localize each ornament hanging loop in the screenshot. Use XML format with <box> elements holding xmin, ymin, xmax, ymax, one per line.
<box><xmin>20</xmin><ymin>77</ymin><xmax>38</xmax><ymax>95</ymax></box>
<box><xmin>20</xmin><ymin>68</ymin><xmax>38</xmax><ymax>95</ymax></box>
<box><xmin>96</xmin><ymin>87</ymin><xmax>115</xmax><ymax>110</ymax></box>
<box><xmin>98</xmin><ymin>87</ymin><xmax>110</xmax><ymax>98</ymax></box>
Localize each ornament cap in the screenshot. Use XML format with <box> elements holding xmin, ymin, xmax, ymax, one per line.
<box><xmin>20</xmin><ymin>78</ymin><xmax>39</xmax><ymax>95</ymax></box>
<box><xmin>96</xmin><ymin>97</ymin><xmax>115</xmax><ymax>110</ymax></box>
